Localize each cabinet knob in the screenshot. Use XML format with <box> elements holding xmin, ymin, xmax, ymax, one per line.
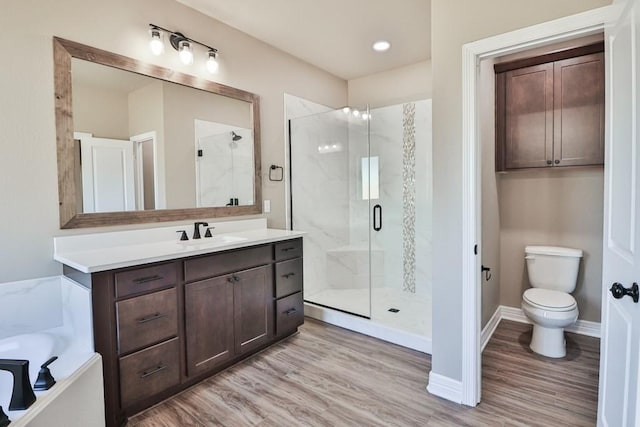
<box><xmin>546</xmin><ymin>160</ymin><xmax>552</xmax><ymax>165</ymax></box>
<box><xmin>554</xmin><ymin>159</ymin><xmax>560</xmax><ymax>165</ymax></box>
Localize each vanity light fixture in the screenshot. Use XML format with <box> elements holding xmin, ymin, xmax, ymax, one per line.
<box><xmin>149</xmin><ymin>27</ymin><xmax>164</xmax><ymax>56</ymax></box>
<box><xmin>178</xmin><ymin>40</ymin><xmax>194</xmax><ymax>65</ymax></box>
<box><xmin>149</xmin><ymin>24</ymin><xmax>220</xmax><ymax>73</ymax></box>
<box><xmin>206</xmin><ymin>51</ymin><xmax>219</xmax><ymax>74</ymax></box>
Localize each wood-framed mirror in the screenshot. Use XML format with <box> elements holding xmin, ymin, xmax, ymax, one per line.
<box><xmin>53</xmin><ymin>37</ymin><xmax>262</xmax><ymax>229</ymax></box>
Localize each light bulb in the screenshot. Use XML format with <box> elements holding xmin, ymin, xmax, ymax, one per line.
<box><xmin>206</xmin><ymin>51</ymin><xmax>219</xmax><ymax>74</ymax></box>
<box><xmin>178</xmin><ymin>41</ymin><xmax>193</xmax><ymax>65</ymax></box>
<box><xmin>149</xmin><ymin>29</ymin><xmax>164</xmax><ymax>56</ymax></box>
<box><xmin>342</xmin><ymin>107</ymin><xmax>350</xmax><ymax>114</ymax></box>
<box><xmin>353</xmin><ymin>109</ymin><xmax>360</xmax><ymax>117</ymax></box>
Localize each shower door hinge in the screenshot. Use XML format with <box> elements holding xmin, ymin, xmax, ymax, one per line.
<box><xmin>474</xmin><ymin>244</ymin><xmax>478</xmax><ymax>255</ymax></box>
<box><xmin>197</xmin><ymin>149</ymin><xmax>203</xmax><ymax>157</ymax></box>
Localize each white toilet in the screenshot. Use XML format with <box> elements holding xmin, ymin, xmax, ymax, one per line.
<box><xmin>521</xmin><ymin>245</ymin><xmax>582</xmax><ymax>358</ymax></box>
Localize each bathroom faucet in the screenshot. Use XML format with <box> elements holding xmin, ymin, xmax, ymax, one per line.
<box><xmin>0</xmin><ymin>359</ymin><xmax>36</xmax><ymax>410</ymax></box>
<box><xmin>193</xmin><ymin>222</ymin><xmax>209</xmax><ymax>239</ymax></box>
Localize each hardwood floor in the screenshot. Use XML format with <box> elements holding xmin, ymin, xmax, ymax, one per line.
<box><xmin>129</xmin><ymin>319</ymin><xmax>599</xmax><ymax>426</ymax></box>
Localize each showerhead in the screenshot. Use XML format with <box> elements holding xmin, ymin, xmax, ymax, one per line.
<box><xmin>231</xmin><ymin>131</ymin><xmax>242</xmax><ymax>141</ymax></box>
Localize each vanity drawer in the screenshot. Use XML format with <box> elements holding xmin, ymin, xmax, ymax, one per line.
<box><xmin>184</xmin><ymin>245</ymin><xmax>271</xmax><ymax>282</ymax></box>
<box><xmin>276</xmin><ymin>292</ymin><xmax>304</xmax><ymax>336</ymax></box>
<box><xmin>274</xmin><ymin>239</ymin><xmax>302</xmax><ymax>261</ymax></box>
<box><xmin>275</xmin><ymin>258</ymin><xmax>303</xmax><ymax>298</ymax></box>
<box><xmin>119</xmin><ymin>337</ymin><xmax>180</xmax><ymax>408</ymax></box>
<box><xmin>116</xmin><ymin>288</ymin><xmax>178</xmax><ymax>355</ymax></box>
<box><xmin>115</xmin><ymin>263</ymin><xmax>176</xmax><ymax>299</ymax></box>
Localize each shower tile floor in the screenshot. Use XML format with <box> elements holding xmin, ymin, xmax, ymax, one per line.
<box><xmin>305</xmin><ymin>287</ymin><xmax>431</xmax><ymax>337</ymax></box>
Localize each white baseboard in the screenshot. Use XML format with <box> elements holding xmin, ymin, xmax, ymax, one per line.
<box><xmin>480</xmin><ymin>306</ymin><xmax>502</xmax><ymax>352</ymax></box>
<box><xmin>480</xmin><ymin>305</ymin><xmax>601</xmax><ymax>350</ymax></box>
<box><xmin>426</xmin><ymin>371</ymin><xmax>462</xmax><ymax>404</ymax></box>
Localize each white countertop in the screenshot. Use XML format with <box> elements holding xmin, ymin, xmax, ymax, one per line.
<box><xmin>54</xmin><ymin>220</ymin><xmax>305</xmax><ymax>273</ymax></box>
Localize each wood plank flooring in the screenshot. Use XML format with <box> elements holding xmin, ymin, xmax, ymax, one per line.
<box><xmin>128</xmin><ymin>319</ymin><xmax>599</xmax><ymax>426</ymax></box>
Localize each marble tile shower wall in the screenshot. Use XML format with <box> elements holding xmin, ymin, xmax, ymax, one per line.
<box><xmin>198</xmin><ymin>128</ymin><xmax>254</xmax><ymax>206</ymax></box>
<box><xmin>348</xmin><ymin>100</ymin><xmax>432</xmax><ymax>297</ymax></box>
<box><xmin>290</xmin><ymin>97</ymin><xmax>432</xmax><ymax>300</ymax></box>
<box><xmin>290</xmin><ymin>110</ymin><xmax>350</xmax><ymax>297</ymax></box>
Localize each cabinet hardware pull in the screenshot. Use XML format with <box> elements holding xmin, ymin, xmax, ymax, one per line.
<box><xmin>227</xmin><ymin>275</ymin><xmax>241</xmax><ymax>283</ymax></box>
<box><xmin>137</xmin><ymin>312</ymin><xmax>168</xmax><ymax>324</ymax></box>
<box><xmin>284</xmin><ymin>308</ymin><xmax>297</xmax><ymax>316</ymax></box>
<box><xmin>282</xmin><ymin>272</ymin><xmax>296</xmax><ymax>279</ymax></box>
<box><xmin>140</xmin><ymin>365</ymin><xmax>167</xmax><ymax>379</ymax></box>
<box><xmin>554</xmin><ymin>159</ymin><xmax>560</xmax><ymax>165</ymax></box>
<box><xmin>133</xmin><ymin>275</ymin><xmax>163</xmax><ymax>284</ymax></box>
<box><xmin>281</xmin><ymin>247</ymin><xmax>295</xmax><ymax>252</ymax></box>
<box><xmin>546</xmin><ymin>160</ymin><xmax>552</xmax><ymax>165</ymax></box>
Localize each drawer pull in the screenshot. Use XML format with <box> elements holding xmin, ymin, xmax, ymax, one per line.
<box><xmin>140</xmin><ymin>365</ymin><xmax>167</xmax><ymax>379</ymax></box>
<box><xmin>283</xmin><ymin>308</ymin><xmax>297</xmax><ymax>317</ymax></box>
<box><xmin>281</xmin><ymin>247</ymin><xmax>295</xmax><ymax>252</ymax></box>
<box><xmin>133</xmin><ymin>275</ymin><xmax>164</xmax><ymax>285</ymax></box>
<box><xmin>282</xmin><ymin>272</ymin><xmax>296</xmax><ymax>279</ymax></box>
<box><xmin>137</xmin><ymin>312</ymin><xmax>168</xmax><ymax>324</ymax></box>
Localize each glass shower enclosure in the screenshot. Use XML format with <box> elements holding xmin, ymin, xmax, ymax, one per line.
<box><xmin>289</xmin><ymin>100</ymin><xmax>432</xmax><ymax>337</ymax></box>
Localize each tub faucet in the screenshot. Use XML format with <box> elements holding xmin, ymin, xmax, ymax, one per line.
<box><xmin>0</xmin><ymin>359</ymin><xmax>36</xmax><ymax>410</ymax></box>
<box><xmin>193</xmin><ymin>221</ymin><xmax>209</xmax><ymax>239</ymax></box>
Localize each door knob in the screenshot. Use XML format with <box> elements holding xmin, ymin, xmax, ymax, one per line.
<box><xmin>609</xmin><ymin>282</ymin><xmax>639</xmax><ymax>303</ymax></box>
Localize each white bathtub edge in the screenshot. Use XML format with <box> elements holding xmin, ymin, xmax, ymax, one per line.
<box><xmin>10</xmin><ymin>353</ymin><xmax>102</xmax><ymax>427</ymax></box>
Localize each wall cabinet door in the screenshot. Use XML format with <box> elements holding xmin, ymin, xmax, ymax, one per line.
<box><xmin>553</xmin><ymin>52</ymin><xmax>605</xmax><ymax>166</ymax></box>
<box><xmin>233</xmin><ymin>265</ymin><xmax>274</xmax><ymax>355</ymax></box>
<box><xmin>185</xmin><ymin>276</ymin><xmax>234</xmax><ymax>376</ymax></box>
<box><xmin>503</xmin><ymin>63</ymin><xmax>554</xmax><ymax>169</ymax></box>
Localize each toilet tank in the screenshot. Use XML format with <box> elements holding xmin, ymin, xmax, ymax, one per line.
<box><xmin>525</xmin><ymin>246</ymin><xmax>582</xmax><ymax>293</ymax></box>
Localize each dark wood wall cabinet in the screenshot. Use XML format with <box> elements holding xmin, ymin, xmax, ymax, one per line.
<box><xmin>69</xmin><ymin>238</ymin><xmax>304</xmax><ymax>427</ymax></box>
<box><xmin>495</xmin><ymin>42</ymin><xmax>604</xmax><ymax>171</ymax></box>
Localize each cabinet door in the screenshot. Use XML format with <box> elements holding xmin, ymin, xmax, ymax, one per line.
<box><xmin>503</xmin><ymin>63</ymin><xmax>554</xmax><ymax>169</ymax></box>
<box><xmin>185</xmin><ymin>276</ymin><xmax>234</xmax><ymax>376</ymax></box>
<box><xmin>233</xmin><ymin>265</ymin><xmax>274</xmax><ymax>355</ymax></box>
<box><xmin>553</xmin><ymin>52</ymin><xmax>605</xmax><ymax>166</ymax></box>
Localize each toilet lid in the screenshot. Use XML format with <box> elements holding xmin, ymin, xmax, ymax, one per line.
<box><xmin>523</xmin><ymin>288</ymin><xmax>577</xmax><ymax>311</ymax></box>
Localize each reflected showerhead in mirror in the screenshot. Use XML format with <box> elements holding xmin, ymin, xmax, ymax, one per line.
<box><xmin>231</xmin><ymin>131</ymin><xmax>242</xmax><ymax>141</ymax></box>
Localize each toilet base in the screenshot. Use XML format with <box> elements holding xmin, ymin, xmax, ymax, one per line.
<box><xmin>530</xmin><ymin>324</ymin><xmax>566</xmax><ymax>358</ymax></box>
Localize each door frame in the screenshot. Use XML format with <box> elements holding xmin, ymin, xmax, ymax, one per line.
<box><xmin>130</xmin><ymin>131</ymin><xmax>160</xmax><ymax>210</ymax></box>
<box><xmin>460</xmin><ymin>6</ymin><xmax>614</xmax><ymax>406</ymax></box>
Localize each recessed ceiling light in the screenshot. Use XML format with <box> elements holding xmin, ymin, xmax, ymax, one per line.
<box><xmin>372</xmin><ymin>40</ymin><xmax>391</xmax><ymax>52</ymax></box>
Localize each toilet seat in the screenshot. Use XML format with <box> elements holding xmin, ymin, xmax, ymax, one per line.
<box><xmin>523</xmin><ymin>288</ymin><xmax>577</xmax><ymax>312</ymax></box>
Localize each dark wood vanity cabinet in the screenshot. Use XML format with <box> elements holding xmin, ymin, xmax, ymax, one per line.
<box><xmin>274</xmin><ymin>239</ymin><xmax>304</xmax><ymax>337</ymax></box>
<box><xmin>75</xmin><ymin>238</ymin><xmax>304</xmax><ymax>427</ymax></box>
<box><xmin>495</xmin><ymin>43</ymin><xmax>604</xmax><ymax>171</ymax></box>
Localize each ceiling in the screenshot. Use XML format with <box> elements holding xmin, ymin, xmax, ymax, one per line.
<box><xmin>175</xmin><ymin>0</ymin><xmax>431</xmax><ymax>80</ymax></box>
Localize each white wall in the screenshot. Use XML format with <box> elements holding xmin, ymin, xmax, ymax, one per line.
<box><xmin>0</xmin><ymin>0</ymin><xmax>346</xmax><ymax>283</ymax></box>
<box><xmin>348</xmin><ymin>60</ymin><xmax>432</xmax><ymax>108</ymax></box>
<box><xmin>480</xmin><ymin>58</ymin><xmax>501</xmax><ymax>328</ymax></box>
<box><xmin>431</xmin><ymin>0</ymin><xmax>611</xmax><ymax>382</ymax></box>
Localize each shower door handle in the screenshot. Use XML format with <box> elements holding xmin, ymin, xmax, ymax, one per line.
<box><xmin>373</xmin><ymin>204</ymin><xmax>382</xmax><ymax>231</ymax></box>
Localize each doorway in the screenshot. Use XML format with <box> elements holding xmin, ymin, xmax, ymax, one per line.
<box><xmin>477</xmin><ymin>34</ymin><xmax>605</xmax><ymax>418</ymax></box>
<box><xmin>459</xmin><ymin>7</ymin><xmax>611</xmax><ymax>406</ymax></box>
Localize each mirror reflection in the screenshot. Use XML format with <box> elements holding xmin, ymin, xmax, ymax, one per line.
<box><xmin>71</xmin><ymin>58</ymin><xmax>255</xmax><ymax>213</ymax></box>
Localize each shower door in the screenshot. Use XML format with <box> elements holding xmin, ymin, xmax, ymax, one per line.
<box><xmin>290</xmin><ymin>107</ymin><xmax>373</xmax><ymax>318</ymax></box>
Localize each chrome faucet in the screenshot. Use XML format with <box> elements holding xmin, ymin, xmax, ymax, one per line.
<box><xmin>193</xmin><ymin>221</ymin><xmax>209</xmax><ymax>239</ymax></box>
<box><xmin>0</xmin><ymin>359</ymin><xmax>36</xmax><ymax>410</ymax></box>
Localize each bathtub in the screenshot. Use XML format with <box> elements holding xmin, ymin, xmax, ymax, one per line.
<box><xmin>0</xmin><ymin>276</ymin><xmax>104</xmax><ymax>426</ymax></box>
